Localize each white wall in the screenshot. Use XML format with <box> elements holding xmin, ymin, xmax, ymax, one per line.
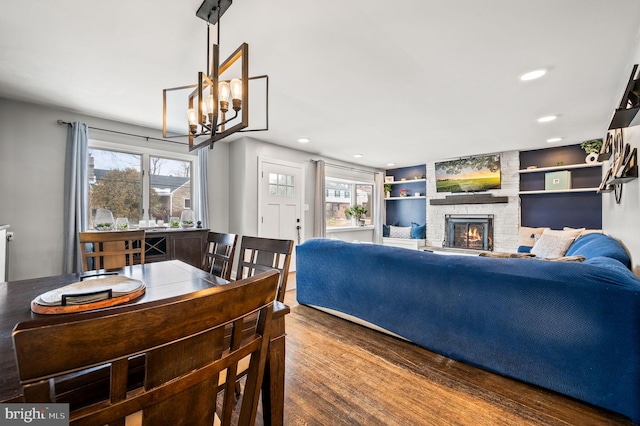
<box><xmin>602</xmin><ymin>36</ymin><xmax>640</xmax><ymax>276</ymax></box>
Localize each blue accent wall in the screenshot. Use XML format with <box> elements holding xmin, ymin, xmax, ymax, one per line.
<box><xmin>520</xmin><ymin>144</ymin><xmax>602</xmax><ymax>229</ymax></box>
<box><xmin>385</xmin><ymin>165</ymin><xmax>427</xmax><ymax>227</ymax></box>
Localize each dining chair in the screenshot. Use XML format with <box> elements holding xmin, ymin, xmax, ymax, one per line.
<box><xmin>202</xmin><ymin>231</ymin><xmax>238</xmax><ymax>281</ymax></box>
<box><xmin>235</xmin><ymin>236</ymin><xmax>294</xmax><ymax>303</ymax></box>
<box><xmin>12</xmin><ymin>269</ymin><xmax>280</xmax><ymax>426</ymax></box>
<box><xmin>79</xmin><ymin>230</ymin><xmax>145</xmax><ymax>272</ymax></box>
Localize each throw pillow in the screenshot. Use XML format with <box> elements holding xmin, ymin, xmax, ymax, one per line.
<box><xmin>531</xmin><ymin>234</ymin><xmax>575</xmax><ymax>258</ymax></box>
<box><xmin>410</xmin><ymin>222</ymin><xmax>426</xmax><ymax>239</ymax></box>
<box><xmin>389</xmin><ymin>225</ymin><xmax>411</xmax><ymax>239</ymax></box>
<box><xmin>517</xmin><ymin>226</ymin><xmax>549</xmax><ymax>247</ymax></box>
<box><xmin>383</xmin><ymin>225</ymin><xmax>390</xmax><ymax>237</ymax></box>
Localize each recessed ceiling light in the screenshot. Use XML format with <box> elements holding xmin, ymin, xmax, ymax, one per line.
<box><xmin>387</xmin><ymin>163</ymin><xmax>396</xmax><ymax>167</ymax></box>
<box><xmin>537</xmin><ymin>115</ymin><xmax>557</xmax><ymax>123</ymax></box>
<box><xmin>520</xmin><ymin>69</ymin><xmax>547</xmax><ymax>81</ymax></box>
<box><xmin>353</xmin><ymin>154</ymin><xmax>363</xmax><ymax>158</ymax></box>
<box><xmin>297</xmin><ymin>138</ymin><xmax>310</xmax><ymax>143</ymax></box>
<box><xmin>546</xmin><ymin>137</ymin><xmax>563</xmax><ymax>143</ymax></box>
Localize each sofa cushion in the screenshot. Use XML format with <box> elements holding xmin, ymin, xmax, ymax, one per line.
<box><xmin>389</xmin><ymin>226</ymin><xmax>411</xmax><ymax>239</ymax></box>
<box><xmin>530</xmin><ymin>233</ymin><xmax>575</xmax><ymax>258</ymax></box>
<box><xmin>565</xmin><ymin>233</ymin><xmax>631</xmax><ymax>267</ymax></box>
<box><xmin>411</xmin><ymin>222</ymin><xmax>426</xmax><ymax>239</ymax></box>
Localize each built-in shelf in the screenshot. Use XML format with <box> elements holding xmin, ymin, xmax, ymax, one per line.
<box><xmin>386</xmin><ymin>196</ymin><xmax>426</xmax><ymax>200</ymax></box>
<box><xmin>386</xmin><ymin>178</ymin><xmax>426</xmax><ymax>184</ymax></box>
<box><xmin>518</xmin><ymin>162</ymin><xmax>602</xmax><ymax>174</ymax></box>
<box><xmin>430</xmin><ymin>194</ymin><xmax>508</xmax><ymax>205</ymax></box>
<box><xmin>519</xmin><ymin>187</ymin><xmax>600</xmax><ymax>195</ymax></box>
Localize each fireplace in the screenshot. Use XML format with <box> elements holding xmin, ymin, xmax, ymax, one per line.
<box><xmin>444</xmin><ymin>214</ymin><xmax>494</xmax><ymax>251</ymax></box>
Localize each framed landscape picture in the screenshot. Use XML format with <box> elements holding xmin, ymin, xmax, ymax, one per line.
<box><xmin>435</xmin><ymin>154</ymin><xmax>501</xmax><ymax>193</ymax></box>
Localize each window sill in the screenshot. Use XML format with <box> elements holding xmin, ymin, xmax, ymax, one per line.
<box><xmin>326</xmin><ymin>225</ymin><xmax>374</xmax><ymax>233</ymax></box>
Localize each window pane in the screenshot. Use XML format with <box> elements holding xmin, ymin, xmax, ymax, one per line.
<box><xmin>356</xmin><ymin>184</ymin><xmax>373</xmax><ymax>225</ymax></box>
<box><xmin>269</xmin><ymin>173</ymin><xmax>277</xmax><ymax>184</ymax></box>
<box><xmin>325</xmin><ymin>179</ymin><xmax>352</xmax><ymax>228</ymax></box>
<box><xmin>88</xmin><ymin>149</ymin><xmax>142</xmax><ymax>229</ymax></box>
<box><xmin>149</xmin><ymin>156</ymin><xmax>191</xmax><ymax>222</ymax></box>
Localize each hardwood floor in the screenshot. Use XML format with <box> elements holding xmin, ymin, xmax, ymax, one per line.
<box><xmin>263</xmin><ymin>276</ymin><xmax>633</xmax><ymax>426</ymax></box>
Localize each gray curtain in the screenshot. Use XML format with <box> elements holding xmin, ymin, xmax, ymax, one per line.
<box><xmin>373</xmin><ymin>172</ymin><xmax>385</xmax><ymax>244</ymax></box>
<box><xmin>313</xmin><ymin>160</ymin><xmax>326</xmax><ymax>238</ymax></box>
<box><xmin>197</xmin><ymin>148</ymin><xmax>209</xmax><ymax>229</ymax></box>
<box><xmin>63</xmin><ymin>122</ymin><xmax>89</xmax><ymax>274</ymax></box>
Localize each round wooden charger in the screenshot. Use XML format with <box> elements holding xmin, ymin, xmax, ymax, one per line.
<box><xmin>30</xmin><ymin>286</ymin><xmax>146</xmax><ymax>315</ymax></box>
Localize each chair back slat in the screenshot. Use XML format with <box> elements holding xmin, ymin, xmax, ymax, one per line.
<box><xmin>13</xmin><ymin>270</ymin><xmax>280</xmax><ymax>426</ymax></box>
<box><xmin>235</xmin><ymin>236</ymin><xmax>293</xmax><ymax>302</ymax></box>
<box><xmin>202</xmin><ymin>232</ymin><xmax>238</xmax><ymax>281</ymax></box>
<box><xmin>79</xmin><ymin>230</ymin><xmax>145</xmax><ymax>271</ymax></box>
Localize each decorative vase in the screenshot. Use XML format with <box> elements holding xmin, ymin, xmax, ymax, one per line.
<box><xmin>585</xmin><ymin>152</ymin><xmax>598</xmax><ymax>163</ymax></box>
<box><xmin>180</xmin><ymin>209</ymin><xmax>195</xmax><ymax>228</ymax></box>
<box><xmin>115</xmin><ymin>217</ymin><xmax>129</xmax><ymax>230</ymax></box>
<box><xmin>94</xmin><ymin>209</ymin><xmax>114</xmax><ymax>231</ymax></box>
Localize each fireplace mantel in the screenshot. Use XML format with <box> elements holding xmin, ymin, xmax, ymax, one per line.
<box><xmin>429</xmin><ymin>194</ymin><xmax>509</xmax><ymax>205</ymax></box>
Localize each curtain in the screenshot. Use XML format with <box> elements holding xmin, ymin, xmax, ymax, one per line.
<box><xmin>63</xmin><ymin>122</ymin><xmax>89</xmax><ymax>274</ymax></box>
<box><xmin>373</xmin><ymin>172</ymin><xmax>385</xmax><ymax>244</ymax></box>
<box><xmin>313</xmin><ymin>160</ymin><xmax>326</xmax><ymax>238</ymax></box>
<box><xmin>197</xmin><ymin>148</ymin><xmax>210</xmax><ymax>229</ymax></box>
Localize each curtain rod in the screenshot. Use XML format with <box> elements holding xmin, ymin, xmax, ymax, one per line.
<box><xmin>56</xmin><ymin>120</ymin><xmax>188</xmax><ymax>146</ymax></box>
<box><xmin>311</xmin><ymin>159</ymin><xmax>380</xmax><ymax>175</ymax></box>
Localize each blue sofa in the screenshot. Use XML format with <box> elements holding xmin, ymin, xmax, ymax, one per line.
<box><xmin>296</xmin><ymin>234</ymin><xmax>640</xmax><ymax>424</ymax></box>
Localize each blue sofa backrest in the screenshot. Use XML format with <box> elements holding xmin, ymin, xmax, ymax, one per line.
<box><xmin>565</xmin><ymin>233</ymin><xmax>631</xmax><ymax>268</ymax></box>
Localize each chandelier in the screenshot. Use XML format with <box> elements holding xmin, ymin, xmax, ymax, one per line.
<box><xmin>163</xmin><ymin>0</ymin><xmax>266</xmax><ymax>151</ymax></box>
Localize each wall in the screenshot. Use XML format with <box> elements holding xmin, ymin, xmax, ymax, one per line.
<box><xmin>228</xmin><ymin>136</ymin><xmax>380</xmax><ymax>243</ymax></box>
<box><xmin>426</xmin><ymin>151</ymin><xmax>520</xmax><ymax>252</ymax></box>
<box><xmin>0</xmin><ymin>97</ymin><xmax>201</xmax><ymax>280</ymax></box>
<box><xmin>602</xmin><ymin>36</ymin><xmax>640</xmax><ymax>276</ymax></box>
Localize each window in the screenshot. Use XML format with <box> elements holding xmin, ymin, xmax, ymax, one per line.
<box><xmin>325</xmin><ymin>178</ymin><xmax>374</xmax><ymax>228</ymax></box>
<box><xmin>88</xmin><ymin>144</ymin><xmax>195</xmax><ymax>229</ymax></box>
<box><xmin>268</xmin><ymin>173</ymin><xmax>295</xmax><ymax>197</ymax></box>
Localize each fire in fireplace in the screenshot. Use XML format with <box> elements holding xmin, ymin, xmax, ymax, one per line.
<box><xmin>444</xmin><ymin>214</ymin><xmax>494</xmax><ymax>251</ymax></box>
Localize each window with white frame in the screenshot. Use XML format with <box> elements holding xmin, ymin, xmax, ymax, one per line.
<box><xmin>325</xmin><ymin>178</ymin><xmax>374</xmax><ymax>228</ymax></box>
<box><xmin>88</xmin><ymin>143</ymin><xmax>195</xmax><ymax>229</ymax></box>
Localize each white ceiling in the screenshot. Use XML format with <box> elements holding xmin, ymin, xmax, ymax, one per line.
<box><xmin>1</xmin><ymin>0</ymin><xmax>639</xmax><ymax>168</ymax></box>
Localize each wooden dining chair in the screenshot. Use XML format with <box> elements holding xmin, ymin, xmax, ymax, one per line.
<box><xmin>202</xmin><ymin>232</ymin><xmax>238</xmax><ymax>281</ymax></box>
<box><xmin>12</xmin><ymin>270</ymin><xmax>280</xmax><ymax>426</ymax></box>
<box><xmin>235</xmin><ymin>236</ymin><xmax>294</xmax><ymax>303</ymax></box>
<box><xmin>79</xmin><ymin>230</ymin><xmax>145</xmax><ymax>272</ymax></box>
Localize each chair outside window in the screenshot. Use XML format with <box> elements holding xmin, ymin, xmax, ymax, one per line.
<box><xmin>235</xmin><ymin>236</ymin><xmax>294</xmax><ymax>303</ymax></box>
<box><xmin>79</xmin><ymin>230</ymin><xmax>145</xmax><ymax>272</ymax></box>
<box><xmin>12</xmin><ymin>270</ymin><xmax>280</xmax><ymax>426</ymax></box>
<box><xmin>202</xmin><ymin>232</ymin><xmax>238</xmax><ymax>281</ymax></box>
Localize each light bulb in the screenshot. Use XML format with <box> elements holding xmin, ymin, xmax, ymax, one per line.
<box><xmin>218</xmin><ymin>82</ymin><xmax>230</xmax><ymax>103</ymax></box>
<box><xmin>230</xmin><ymin>78</ymin><xmax>242</xmax><ymax>100</ymax></box>
<box><xmin>206</xmin><ymin>94</ymin><xmax>215</xmax><ymax>118</ymax></box>
<box><xmin>187</xmin><ymin>108</ymin><xmax>198</xmax><ymax>126</ymax></box>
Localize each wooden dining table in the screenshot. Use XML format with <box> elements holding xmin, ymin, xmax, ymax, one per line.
<box><xmin>0</xmin><ymin>260</ymin><xmax>289</xmax><ymax>426</ymax></box>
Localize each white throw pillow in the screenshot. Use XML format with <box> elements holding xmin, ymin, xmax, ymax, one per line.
<box><xmin>531</xmin><ymin>234</ymin><xmax>575</xmax><ymax>258</ymax></box>
<box><xmin>389</xmin><ymin>226</ymin><xmax>411</xmax><ymax>239</ymax></box>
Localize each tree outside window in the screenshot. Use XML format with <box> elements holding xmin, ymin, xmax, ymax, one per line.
<box><xmin>325</xmin><ymin>179</ymin><xmax>374</xmax><ymax>228</ymax></box>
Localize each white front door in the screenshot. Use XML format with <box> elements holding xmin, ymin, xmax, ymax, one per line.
<box><xmin>258</xmin><ymin>158</ymin><xmax>303</xmax><ymax>275</ymax></box>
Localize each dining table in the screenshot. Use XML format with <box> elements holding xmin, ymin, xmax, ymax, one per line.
<box><xmin>0</xmin><ymin>260</ymin><xmax>289</xmax><ymax>426</ymax></box>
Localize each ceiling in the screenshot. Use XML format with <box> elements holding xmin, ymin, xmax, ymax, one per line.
<box><xmin>1</xmin><ymin>0</ymin><xmax>639</xmax><ymax>168</ymax></box>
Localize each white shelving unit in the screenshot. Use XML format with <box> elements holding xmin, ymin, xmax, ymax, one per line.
<box><xmin>386</xmin><ymin>196</ymin><xmax>427</xmax><ymax>200</ymax></box>
<box><xmin>519</xmin><ymin>188</ymin><xmax>600</xmax><ymax>195</ymax></box>
<box><xmin>518</xmin><ymin>162</ymin><xmax>603</xmax><ymax>174</ymax></box>
<box><xmin>519</xmin><ymin>162</ymin><xmax>603</xmax><ymax>194</ymax></box>
<box><xmin>386</xmin><ymin>178</ymin><xmax>427</xmax><ymax>184</ymax></box>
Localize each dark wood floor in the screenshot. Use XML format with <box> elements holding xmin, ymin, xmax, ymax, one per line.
<box><xmin>264</xmin><ymin>279</ymin><xmax>633</xmax><ymax>426</ymax></box>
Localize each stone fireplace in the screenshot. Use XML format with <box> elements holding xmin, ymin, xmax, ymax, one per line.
<box><xmin>444</xmin><ymin>214</ymin><xmax>494</xmax><ymax>251</ymax></box>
